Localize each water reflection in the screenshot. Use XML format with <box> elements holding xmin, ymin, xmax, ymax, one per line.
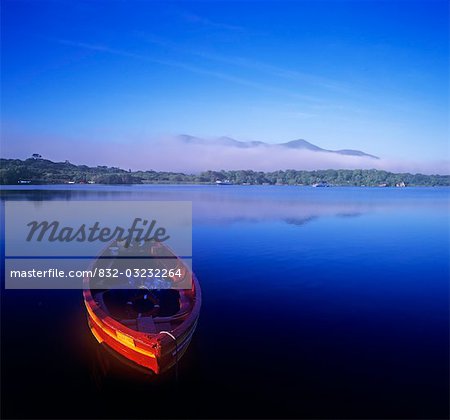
<box><xmin>2</xmin><ymin>185</ymin><xmax>447</xmax><ymax>228</ymax></box>
<box><xmin>1</xmin><ymin>185</ymin><xmax>449</xmax><ymax>418</ymax></box>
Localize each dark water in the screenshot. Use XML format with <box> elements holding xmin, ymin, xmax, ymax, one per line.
<box><xmin>1</xmin><ymin>185</ymin><xmax>449</xmax><ymax>419</ymax></box>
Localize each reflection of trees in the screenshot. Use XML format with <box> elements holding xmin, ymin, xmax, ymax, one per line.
<box><xmin>1</xmin><ymin>186</ymin><xmax>445</xmax><ymax>229</ymax></box>
<box><xmin>334</xmin><ymin>212</ymin><xmax>363</xmax><ymax>218</ymax></box>
<box><xmin>283</xmin><ymin>216</ymin><xmax>319</xmax><ymax>226</ymax></box>
<box><xmin>284</xmin><ymin>213</ymin><xmax>363</xmax><ymax>227</ymax></box>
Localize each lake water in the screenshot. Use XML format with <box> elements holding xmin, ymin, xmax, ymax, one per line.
<box><xmin>1</xmin><ymin>185</ymin><xmax>449</xmax><ymax>419</ymax></box>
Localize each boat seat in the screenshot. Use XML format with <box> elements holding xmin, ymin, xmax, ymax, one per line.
<box><xmin>137</xmin><ymin>316</ymin><xmax>157</xmax><ymax>333</ymax></box>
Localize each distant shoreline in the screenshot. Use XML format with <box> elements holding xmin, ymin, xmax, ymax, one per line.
<box><xmin>1</xmin><ymin>157</ymin><xmax>449</xmax><ymax>187</ymax></box>
<box><xmin>2</xmin><ymin>183</ymin><xmax>450</xmax><ymax>189</ymax></box>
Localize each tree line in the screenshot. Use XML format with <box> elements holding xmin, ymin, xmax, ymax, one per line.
<box><xmin>1</xmin><ymin>158</ymin><xmax>449</xmax><ymax>186</ymax></box>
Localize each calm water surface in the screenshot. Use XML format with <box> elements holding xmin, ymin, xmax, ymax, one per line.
<box><xmin>1</xmin><ymin>185</ymin><xmax>449</xmax><ymax>419</ymax></box>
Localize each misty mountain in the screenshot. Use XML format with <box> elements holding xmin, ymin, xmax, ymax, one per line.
<box><xmin>177</xmin><ymin>135</ymin><xmax>379</xmax><ymax>159</ymax></box>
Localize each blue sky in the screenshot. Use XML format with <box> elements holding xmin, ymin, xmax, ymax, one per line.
<box><xmin>1</xmin><ymin>0</ymin><xmax>448</xmax><ymax>170</ymax></box>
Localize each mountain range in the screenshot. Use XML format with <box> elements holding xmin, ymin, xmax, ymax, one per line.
<box><xmin>177</xmin><ymin>135</ymin><xmax>379</xmax><ymax>160</ymax></box>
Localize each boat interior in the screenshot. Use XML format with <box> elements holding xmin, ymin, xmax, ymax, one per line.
<box><xmin>88</xmin><ymin>240</ymin><xmax>195</xmax><ymax>335</ymax></box>
<box><xmin>91</xmin><ymin>288</ymin><xmax>193</xmax><ymax>334</ymax></box>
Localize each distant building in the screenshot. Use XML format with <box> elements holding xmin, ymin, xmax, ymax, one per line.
<box><xmin>216</xmin><ymin>179</ymin><xmax>232</xmax><ymax>185</ymax></box>
<box><xmin>395</xmin><ymin>181</ymin><xmax>406</xmax><ymax>187</ymax></box>
<box><xmin>31</xmin><ymin>153</ymin><xmax>43</xmax><ymax>160</ymax></box>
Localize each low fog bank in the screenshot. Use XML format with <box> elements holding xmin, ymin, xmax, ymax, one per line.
<box><xmin>97</xmin><ymin>138</ymin><xmax>450</xmax><ymax>175</ymax></box>
<box><xmin>3</xmin><ymin>136</ymin><xmax>449</xmax><ymax>175</ymax></box>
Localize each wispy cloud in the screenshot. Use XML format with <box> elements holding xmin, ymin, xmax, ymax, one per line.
<box><xmin>286</xmin><ymin>111</ymin><xmax>317</xmax><ymax>119</ymax></box>
<box><xmin>178</xmin><ymin>10</ymin><xmax>244</xmax><ymax>32</ymax></box>
<box><xmin>138</xmin><ymin>33</ymin><xmax>350</xmax><ymax>94</ymax></box>
<box><xmin>191</xmin><ymin>51</ymin><xmax>349</xmax><ymax>93</ymax></box>
<box><xmin>57</xmin><ymin>39</ymin><xmax>322</xmax><ymax>102</ymax></box>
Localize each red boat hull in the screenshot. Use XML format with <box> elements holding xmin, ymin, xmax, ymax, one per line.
<box><xmin>83</xmin><ymin>257</ymin><xmax>201</xmax><ymax>374</ymax></box>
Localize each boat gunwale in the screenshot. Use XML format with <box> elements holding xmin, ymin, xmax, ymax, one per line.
<box><xmin>82</xmin><ymin>243</ymin><xmax>201</xmax><ymax>351</ymax></box>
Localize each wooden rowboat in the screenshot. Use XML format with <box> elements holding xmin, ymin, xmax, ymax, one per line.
<box><xmin>83</xmin><ymin>241</ymin><xmax>201</xmax><ymax>374</ymax></box>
